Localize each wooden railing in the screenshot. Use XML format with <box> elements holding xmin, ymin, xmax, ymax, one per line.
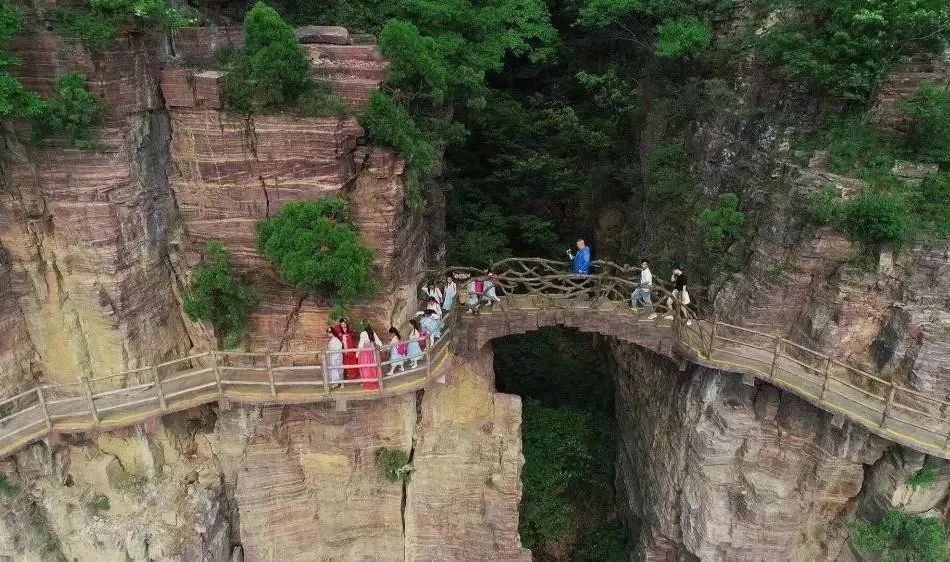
<box><xmin>0</xmin><ymin>329</ymin><xmax>454</xmax><ymax>459</ymax></box>
<box><xmin>0</xmin><ymin>257</ymin><xmax>946</xmax><ymax>460</ymax></box>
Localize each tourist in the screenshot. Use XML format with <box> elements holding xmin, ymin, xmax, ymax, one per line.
<box><xmin>387</xmin><ymin>327</ymin><xmax>407</xmax><ymax>375</ymax></box>
<box><xmin>407</xmin><ymin>318</ymin><xmax>424</xmax><ymax>368</ymax></box>
<box><xmin>665</xmin><ymin>266</ymin><xmax>692</xmax><ymax>326</ymax></box>
<box><xmin>357</xmin><ymin>324</ymin><xmax>383</xmax><ymax>391</ymax></box>
<box><xmin>422</xmin><ymin>281</ymin><xmax>443</xmax><ymax>307</ymax></box>
<box><xmin>443</xmin><ymin>274</ymin><xmax>458</xmax><ymax>311</ymax></box>
<box><xmin>425</xmin><ymin>295</ymin><xmax>443</xmax><ymax>318</ymax></box>
<box><xmin>419</xmin><ymin>309</ymin><xmax>442</xmax><ymax>342</ymax></box>
<box><xmin>467</xmin><ymin>276</ymin><xmax>486</xmax><ymax>315</ymax></box>
<box><xmin>567</xmin><ymin>238</ymin><xmax>591</xmax><ymax>275</ymax></box>
<box><xmin>336</xmin><ymin>317</ymin><xmax>359</xmax><ymax>381</ymax></box>
<box><xmin>326</xmin><ymin>327</ymin><xmax>344</xmax><ymax>389</ymax></box>
<box><xmin>483</xmin><ymin>271</ymin><xmax>502</xmax><ymax>306</ymax></box>
<box><xmin>630</xmin><ymin>260</ymin><xmax>654</xmax><ymax>315</ymax></box>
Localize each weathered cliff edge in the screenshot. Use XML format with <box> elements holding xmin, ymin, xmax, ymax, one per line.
<box><xmin>0</xmin><ymin>356</ymin><xmax>527</xmax><ymax>561</ymax></box>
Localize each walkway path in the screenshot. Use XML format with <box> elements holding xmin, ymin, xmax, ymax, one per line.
<box><xmin>0</xmin><ymin>258</ymin><xmax>945</xmax><ymax>460</ymax></box>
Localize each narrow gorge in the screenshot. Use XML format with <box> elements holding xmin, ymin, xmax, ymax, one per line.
<box><xmin>0</xmin><ymin>0</ymin><xmax>947</xmax><ymax>560</ymax></box>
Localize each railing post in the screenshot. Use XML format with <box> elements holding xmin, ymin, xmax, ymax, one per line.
<box><xmin>266</xmin><ymin>354</ymin><xmax>277</xmax><ymax>398</ymax></box>
<box><xmin>321</xmin><ymin>351</ymin><xmax>330</xmax><ymax>397</ymax></box>
<box><xmin>768</xmin><ymin>338</ymin><xmax>782</xmax><ymax>380</ymax></box>
<box><xmin>81</xmin><ymin>377</ymin><xmax>99</xmax><ymax>425</ymax></box>
<box><xmin>211</xmin><ymin>351</ymin><xmax>224</xmax><ymax>397</ymax></box>
<box><xmin>707</xmin><ymin>318</ymin><xmax>718</xmax><ymax>359</ymax></box>
<box><xmin>880</xmin><ymin>384</ymin><xmax>896</xmax><ymax>427</ymax></box>
<box><xmin>152</xmin><ymin>365</ymin><xmax>167</xmax><ymax>412</ymax></box>
<box><xmin>374</xmin><ymin>346</ymin><xmax>384</xmax><ymax>392</ymax></box>
<box><xmin>36</xmin><ymin>387</ymin><xmax>52</xmax><ymax>431</ymax></box>
<box><xmin>425</xmin><ymin>342</ymin><xmax>433</xmax><ymax>381</ymax></box>
<box><xmin>818</xmin><ymin>357</ymin><xmax>832</xmax><ymax>401</ymax></box>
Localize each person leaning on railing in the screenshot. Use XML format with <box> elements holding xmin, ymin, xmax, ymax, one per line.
<box><xmin>664</xmin><ymin>266</ymin><xmax>692</xmax><ymax>326</ymax></box>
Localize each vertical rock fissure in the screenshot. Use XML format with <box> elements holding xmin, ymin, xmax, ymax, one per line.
<box><xmin>401</xmin><ymin>389</ymin><xmax>425</xmax><ymax>556</ymax></box>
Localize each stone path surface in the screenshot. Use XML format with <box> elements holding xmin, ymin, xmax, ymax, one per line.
<box><xmin>0</xmin><ymin>285</ymin><xmax>946</xmax><ymax>460</ymax></box>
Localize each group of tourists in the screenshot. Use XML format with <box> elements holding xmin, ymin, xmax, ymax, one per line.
<box><xmin>569</xmin><ymin>238</ymin><xmax>692</xmax><ymax>323</ymax></box>
<box><xmin>322</xmin><ymin>273</ymin><xmax>466</xmax><ymax>392</ymax></box>
<box><xmin>322</xmin><ymin>239</ymin><xmax>690</xmax><ymax>393</ymax></box>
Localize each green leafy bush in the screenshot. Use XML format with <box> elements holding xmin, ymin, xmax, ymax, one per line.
<box><xmin>655</xmin><ymin>17</ymin><xmax>712</xmax><ymax>58</ymax></box>
<box><xmin>256</xmin><ymin>198</ymin><xmax>378</xmax><ymax>308</ymax></box>
<box><xmin>378</xmin><ymin>19</ymin><xmax>448</xmax><ymax>103</ymax></box>
<box><xmin>0</xmin><ymin>6</ymin><xmax>39</xmax><ymax>119</ymax></box>
<box><xmin>906</xmin><ymin>464</ymin><xmax>937</xmax><ymax>490</ymax></box>
<box><xmin>698</xmin><ymin>193</ymin><xmax>746</xmax><ymax>253</ymax></box>
<box><xmin>901</xmin><ymin>86</ymin><xmax>950</xmax><ymax>167</ymax></box>
<box><xmin>224</xmin><ymin>1</ymin><xmax>310</xmax><ymax>110</ymax></box>
<box><xmin>852</xmin><ymin>510</ymin><xmax>950</xmax><ymax>562</ymax></box>
<box><xmin>804</xmin><ymin>186</ymin><xmax>843</xmax><ymax>226</ymax></box>
<box><xmin>375</xmin><ymin>447</ymin><xmax>410</xmax><ymax>482</ymax></box>
<box><xmin>51</xmin><ymin>0</ymin><xmax>195</xmax><ymax>54</ymax></box>
<box><xmin>910</xmin><ymin>173</ymin><xmax>950</xmax><ymax>239</ymax></box>
<box><xmin>220</xmin><ymin>1</ymin><xmax>344</xmax><ymax>116</ymax></box>
<box><xmin>183</xmin><ymin>242</ymin><xmax>259</xmax><ymax>349</ymax></box>
<box><xmin>84</xmin><ymin>494</ymin><xmax>111</xmax><ymax>515</ymax></box>
<box><xmin>841</xmin><ymin>193</ymin><xmax>910</xmax><ymax>247</ymax></box>
<box><xmin>758</xmin><ymin>0</ymin><xmax>950</xmax><ymax>101</ymax></box>
<box><xmin>360</xmin><ymin>90</ymin><xmax>434</xmax><ymax>171</ymax></box>
<box><xmin>30</xmin><ymin>72</ymin><xmax>103</xmax><ymax>148</ymax></box>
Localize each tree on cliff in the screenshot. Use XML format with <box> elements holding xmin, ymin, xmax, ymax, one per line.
<box><xmin>224</xmin><ymin>1</ymin><xmax>311</xmax><ymax>111</ymax></box>
<box><xmin>183</xmin><ymin>243</ymin><xmax>260</xmax><ymax>349</ymax></box>
<box><xmin>256</xmin><ymin>198</ymin><xmax>378</xmax><ymax>315</ymax></box>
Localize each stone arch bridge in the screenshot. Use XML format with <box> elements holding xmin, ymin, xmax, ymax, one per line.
<box><xmin>0</xmin><ymin>259</ymin><xmax>947</xmax><ymax>461</ymax></box>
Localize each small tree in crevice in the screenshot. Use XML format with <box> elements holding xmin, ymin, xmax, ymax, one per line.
<box><xmin>183</xmin><ymin>242</ymin><xmax>259</xmax><ymax>349</ymax></box>
<box><xmin>256</xmin><ymin>198</ymin><xmax>378</xmax><ymax>313</ymax></box>
<box><xmin>375</xmin><ymin>447</ymin><xmax>411</xmax><ymax>482</ymax></box>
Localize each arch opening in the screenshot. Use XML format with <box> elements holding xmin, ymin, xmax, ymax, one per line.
<box><xmin>492</xmin><ymin>326</ymin><xmax>635</xmax><ymax>561</ymax></box>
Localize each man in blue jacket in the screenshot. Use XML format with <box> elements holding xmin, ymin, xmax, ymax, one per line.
<box><xmin>567</xmin><ymin>238</ymin><xmax>591</xmax><ymax>275</ymax></box>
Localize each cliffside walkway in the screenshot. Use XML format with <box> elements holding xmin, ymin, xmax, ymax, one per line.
<box><xmin>0</xmin><ymin>258</ymin><xmax>947</xmax><ymax>460</ymax></box>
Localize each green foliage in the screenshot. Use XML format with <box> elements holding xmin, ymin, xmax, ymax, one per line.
<box><xmin>655</xmin><ymin>16</ymin><xmax>712</xmax><ymax>58</ymax></box>
<box><xmin>182</xmin><ymin>242</ymin><xmax>259</xmax><ymax>349</ymax></box>
<box><xmin>800</xmin><ymin>116</ymin><xmax>895</xmax><ymax>176</ymax></box>
<box><xmin>842</xmin><ymin>192</ymin><xmax>910</xmax><ymax>247</ymax></box>
<box><xmin>906</xmin><ymin>464</ymin><xmax>937</xmax><ymax>490</ymax></box>
<box><xmin>256</xmin><ymin>198</ymin><xmax>379</xmax><ymax>307</ymax></box>
<box><xmin>51</xmin><ymin>8</ymin><xmax>118</xmax><ymax>54</ymax></box>
<box><xmin>84</xmin><ymin>494</ymin><xmax>111</xmax><ymax>515</ymax></box>
<box><xmin>374</xmin><ymin>447</ymin><xmax>411</xmax><ymax>482</ymax></box>
<box><xmin>30</xmin><ymin>72</ymin><xmax>103</xmax><ymax>148</ymax></box>
<box><xmin>804</xmin><ymin>186</ymin><xmax>844</xmax><ymax>226</ymax></box>
<box><xmin>901</xmin><ymin>86</ymin><xmax>950</xmax><ymax>167</ymax></box>
<box><xmin>0</xmin><ymin>473</ymin><xmax>19</xmax><ymax>497</ymax></box>
<box><xmin>758</xmin><ymin>0</ymin><xmax>950</xmax><ymax>100</ymax></box>
<box><xmin>852</xmin><ymin>510</ymin><xmax>950</xmax><ymax>562</ymax></box>
<box><xmin>223</xmin><ymin>1</ymin><xmax>312</xmax><ymax>111</ymax></box>
<box><xmin>378</xmin><ymin>19</ymin><xmax>449</xmax><ymax>104</ymax></box>
<box><xmin>360</xmin><ymin>90</ymin><xmax>433</xmax><ymax>171</ymax></box>
<box><xmin>698</xmin><ymin>193</ymin><xmax>746</xmax><ymax>253</ymax></box>
<box><xmin>519</xmin><ymin>403</ymin><xmax>597</xmax><ymax>550</ymax></box>
<box><xmin>51</xmin><ymin>0</ymin><xmax>195</xmax><ymax>54</ymax></box>
<box><xmin>0</xmin><ymin>6</ymin><xmax>38</xmax><ymax>120</ymax></box>
<box><xmin>572</xmin><ymin>521</ymin><xmax>627</xmax><ymax>562</ymax></box>
<box><xmin>909</xmin><ymin>173</ymin><xmax>950</xmax><ymax>239</ymax></box>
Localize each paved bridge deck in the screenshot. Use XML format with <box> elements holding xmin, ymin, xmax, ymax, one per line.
<box><xmin>0</xmin><ymin>263</ymin><xmax>946</xmax><ymax>460</ymax></box>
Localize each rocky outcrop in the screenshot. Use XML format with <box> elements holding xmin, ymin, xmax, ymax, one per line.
<box><xmin>1</xmin><ymin>19</ymin><xmax>193</xmax><ymax>386</ymax></box>
<box><xmin>405</xmin><ymin>358</ymin><xmax>530</xmax><ymax>561</ymax></box>
<box><xmin>609</xmin><ymin>340</ymin><xmax>892</xmax><ymax>561</ymax></box>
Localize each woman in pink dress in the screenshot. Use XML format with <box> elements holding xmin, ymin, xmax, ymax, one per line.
<box><xmin>357</xmin><ymin>325</ymin><xmax>383</xmax><ymax>391</ymax></box>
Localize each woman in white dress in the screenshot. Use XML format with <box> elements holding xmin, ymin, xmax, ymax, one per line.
<box><xmin>326</xmin><ymin>327</ymin><xmax>344</xmax><ymax>388</ymax></box>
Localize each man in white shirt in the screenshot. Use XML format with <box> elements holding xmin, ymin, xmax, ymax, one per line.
<box><xmin>630</xmin><ymin>260</ymin><xmax>654</xmax><ymax>313</ymax></box>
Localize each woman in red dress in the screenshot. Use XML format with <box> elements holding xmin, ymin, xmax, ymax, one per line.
<box><xmin>336</xmin><ymin>318</ymin><xmax>359</xmax><ymax>381</ymax></box>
